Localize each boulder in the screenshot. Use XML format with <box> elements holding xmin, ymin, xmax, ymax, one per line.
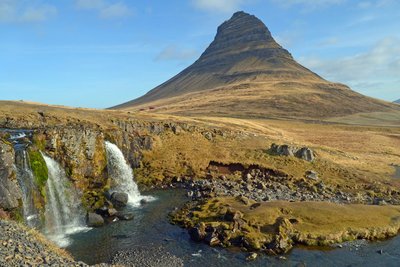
<box><xmin>296</xmin><ymin>147</ymin><xmax>315</xmax><ymax>162</ymax></box>
<box><xmin>87</xmin><ymin>213</ymin><xmax>104</xmax><ymax>227</ymax></box>
<box><xmin>270</xmin><ymin>143</ymin><xmax>315</xmax><ymax>162</ymax></box>
<box><xmin>188</xmin><ymin>223</ymin><xmax>206</xmax><ymax>242</ymax></box>
<box><xmin>110</xmin><ymin>192</ymin><xmax>129</xmax><ymax>209</ymax></box>
<box><xmin>305</xmin><ymin>170</ymin><xmax>319</xmax><ymax>181</ymax></box>
<box><xmin>224</xmin><ymin>209</ymin><xmax>243</xmax><ymax>222</ymax></box>
<box><xmin>116</xmin><ymin>211</ymin><xmax>134</xmax><ymax>221</ymax></box>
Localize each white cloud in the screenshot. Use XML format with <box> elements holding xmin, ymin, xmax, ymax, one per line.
<box><xmin>155</xmin><ymin>45</ymin><xmax>198</xmax><ymax>62</ymax></box>
<box><xmin>75</xmin><ymin>0</ymin><xmax>133</xmax><ymax>19</ymax></box>
<box><xmin>0</xmin><ymin>0</ymin><xmax>57</xmax><ymax>23</ymax></box>
<box><xmin>271</xmin><ymin>0</ymin><xmax>345</xmax><ymax>10</ymax></box>
<box><xmin>192</xmin><ymin>0</ymin><xmax>248</xmax><ymax>13</ymax></box>
<box><xmin>299</xmin><ymin>37</ymin><xmax>400</xmax><ymax>97</ymax></box>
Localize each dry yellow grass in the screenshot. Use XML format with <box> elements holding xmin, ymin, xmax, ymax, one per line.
<box><xmin>191</xmin><ymin>197</ymin><xmax>400</xmax><ymax>247</ymax></box>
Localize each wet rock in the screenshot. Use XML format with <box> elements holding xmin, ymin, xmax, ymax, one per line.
<box><xmin>189</xmin><ymin>223</ymin><xmax>206</xmax><ymax>242</ymax></box>
<box><xmin>87</xmin><ymin>212</ymin><xmax>104</xmax><ymax>227</ymax></box>
<box><xmin>116</xmin><ymin>211</ymin><xmax>134</xmax><ymax>221</ymax></box>
<box><xmin>246</xmin><ymin>252</ymin><xmax>258</xmax><ymax>261</ymax></box>
<box><xmin>110</xmin><ymin>192</ymin><xmax>129</xmax><ymax>209</ymax></box>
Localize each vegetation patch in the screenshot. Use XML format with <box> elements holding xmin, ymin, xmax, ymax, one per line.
<box><xmin>28</xmin><ymin>149</ymin><xmax>48</xmax><ymax>200</ymax></box>
<box><xmin>171</xmin><ymin>197</ymin><xmax>400</xmax><ymax>254</ymax></box>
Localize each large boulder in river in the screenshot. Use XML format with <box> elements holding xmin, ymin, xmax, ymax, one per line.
<box><xmin>87</xmin><ymin>212</ymin><xmax>104</xmax><ymax>227</ymax></box>
<box><xmin>116</xmin><ymin>211</ymin><xmax>134</xmax><ymax>221</ymax></box>
<box><xmin>110</xmin><ymin>192</ymin><xmax>129</xmax><ymax>209</ymax></box>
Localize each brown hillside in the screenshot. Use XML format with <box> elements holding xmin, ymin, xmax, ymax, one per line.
<box><xmin>113</xmin><ymin>11</ymin><xmax>398</xmax><ymax>119</ymax></box>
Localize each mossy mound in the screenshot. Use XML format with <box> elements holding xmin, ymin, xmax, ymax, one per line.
<box><xmin>171</xmin><ymin>197</ymin><xmax>400</xmax><ymax>253</ymax></box>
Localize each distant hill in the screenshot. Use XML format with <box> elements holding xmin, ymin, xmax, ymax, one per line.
<box><xmin>395</xmin><ymin>99</ymin><xmax>400</xmax><ymax>104</ymax></box>
<box><xmin>113</xmin><ymin>11</ymin><xmax>398</xmax><ymax>119</ymax></box>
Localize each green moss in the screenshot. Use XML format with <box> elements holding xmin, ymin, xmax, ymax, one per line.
<box><xmin>28</xmin><ymin>149</ymin><xmax>48</xmax><ymax>200</ymax></box>
<box><xmin>32</xmin><ymin>134</ymin><xmax>46</xmax><ymax>151</ymax></box>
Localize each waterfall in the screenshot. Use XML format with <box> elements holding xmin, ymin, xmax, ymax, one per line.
<box><xmin>105</xmin><ymin>141</ymin><xmax>153</xmax><ymax>206</ymax></box>
<box><xmin>15</xmin><ymin>149</ymin><xmax>41</xmax><ymax>228</ymax></box>
<box><xmin>42</xmin><ymin>153</ymin><xmax>88</xmax><ymax>247</ymax></box>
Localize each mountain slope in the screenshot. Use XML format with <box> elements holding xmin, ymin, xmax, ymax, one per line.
<box><xmin>113</xmin><ymin>11</ymin><xmax>398</xmax><ymax>119</ymax></box>
<box><xmin>395</xmin><ymin>99</ymin><xmax>400</xmax><ymax>104</ymax></box>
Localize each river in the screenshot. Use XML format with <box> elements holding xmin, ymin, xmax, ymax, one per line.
<box><xmin>67</xmin><ymin>189</ymin><xmax>400</xmax><ymax>267</ymax></box>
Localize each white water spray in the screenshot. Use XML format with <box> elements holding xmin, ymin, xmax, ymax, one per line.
<box><xmin>105</xmin><ymin>141</ymin><xmax>154</xmax><ymax>206</ymax></box>
<box><xmin>42</xmin><ymin>153</ymin><xmax>88</xmax><ymax>247</ymax></box>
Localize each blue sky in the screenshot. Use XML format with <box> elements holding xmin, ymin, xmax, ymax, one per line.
<box><xmin>1</xmin><ymin>0</ymin><xmax>399</xmax><ymax>108</ymax></box>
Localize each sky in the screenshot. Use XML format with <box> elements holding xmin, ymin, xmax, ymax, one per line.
<box><xmin>0</xmin><ymin>0</ymin><xmax>399</xmax><ymax>108</ymax></box>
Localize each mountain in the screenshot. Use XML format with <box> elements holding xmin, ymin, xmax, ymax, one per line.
<box><xmin>395</xmin><ymin>99</ymin><xmax>400</xmax><ymax>104</ymax></box>
<box><xmin>113</xmin><ymin>11</ymin><xmax>398</xmax><ymax>119</ymax></box>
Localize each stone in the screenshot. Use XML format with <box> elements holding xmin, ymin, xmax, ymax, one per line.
<box><xmin>116</xmin><ymin>212</ymin><xmax>134</xmax><ymax>221</ymax></box>
<box><xmin>224</xmin><ymin>209</ymin><xmax>243</xmax><ymax>222</ymax></box>
<box><xmin>0</xmin><ymin>140</ymin><xmax>22</xmax><ymax>211</ymax></box>
<box><xmin>107</xmin><ymin>208</ymin><xmax>118</xmax><ymax>217</ymax></box>
<box><xmin>87</xmin><ymin>212</ymin><xmax>104</xmax><ymax>227</ymax></box>
<box><xmin>110</xmin><ymin>192</ymin><xmax>129</xmax><ymax>209</ymax></box>
<box><xmin>305</xmin><ymin>170</ymin><xmax>319</xmax><ymax>181</ymax></box>
<box><xmin>246</xmin><ymin>252</ymin><xmax>258</xmax><ymax>261</ymax></box>
<box><xmin>270</xmin><ymin>143</ymin><xmax>316</xmax><ymax>162</ymax></box>
<box><xmin>188</xmin><ymin>223</ymin><xmax>206</xmax><ymax>242</ymax></box>
<box><xmin>296</xmin><ymin>147</ymin><xmax>315</xmax><ymax>162</ymax></box>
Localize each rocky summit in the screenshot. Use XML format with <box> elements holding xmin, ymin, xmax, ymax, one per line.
<box><xmin>113</xmin><ymin>11</ymin><xmax>398</xmax><ymax>119</ymax></box>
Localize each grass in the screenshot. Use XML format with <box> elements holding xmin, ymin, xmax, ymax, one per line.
<box><xmin>188</xmin><ymin>197</ymin><xmax>400</xmax><ymax>248</ymax></box>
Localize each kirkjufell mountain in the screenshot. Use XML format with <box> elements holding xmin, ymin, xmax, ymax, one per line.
<box><xmin>114</xmin><ymin>11</ymin><xmax>398</xmax><ymax>119</ymax></box>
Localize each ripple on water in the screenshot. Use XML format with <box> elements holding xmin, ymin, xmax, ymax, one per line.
<box><xmin>66</xmin><ymin>189</ymin><xmax>400</xmax><ymax>267</ymax></box>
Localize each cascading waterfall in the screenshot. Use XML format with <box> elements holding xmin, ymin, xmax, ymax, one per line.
<box><xmin>14</xmin><ymin>149</ymin><xmax>41</xmax><ymax>228</ymax></box>
<box><xmin>105</xmin><ymin>141</ymin><xmax>154</xmax><ymax>206</ymax></box>
<box><xmin>42</xmin><ymin>153</ymin><xmax>88</xmax><ymax>247</ymax></box>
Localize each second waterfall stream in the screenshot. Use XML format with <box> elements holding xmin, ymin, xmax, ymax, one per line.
<box><xmin>42</xmin><ymin>153</ymin><xmax>88</xmax><ymax>247</ymax></box>
<box><xmin>105</xmin><ymin>141</ymin><xmax>154</xmax><ymax>206</ymax></box>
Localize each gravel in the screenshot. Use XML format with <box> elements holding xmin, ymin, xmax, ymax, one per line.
<box><xmin>110</xmin><ymin>246</ymin><xmax>184</xmax><ymax>267</ymax></box>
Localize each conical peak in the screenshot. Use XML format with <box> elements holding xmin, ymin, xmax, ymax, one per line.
<box><xmin>213</xmin><ymin>11</ymin><xmax>274</xmax><ymax>46</ymax></box>
<box><xmin>197</xmin><ymin>11</ymin><xmax>291</xmax><ymax>63</ymax></box>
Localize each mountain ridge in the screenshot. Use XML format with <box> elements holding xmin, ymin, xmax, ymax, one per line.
<box><xmin>113</xmin><ymin>11</ymin><xmax>398</xmax><ymax>119</ymax></box>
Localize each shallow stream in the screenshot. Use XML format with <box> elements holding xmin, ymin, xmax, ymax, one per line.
<box><xmin>67</xmin><ymin>189</ymin><xmax>400</xmax><ymax>266</ymax></box>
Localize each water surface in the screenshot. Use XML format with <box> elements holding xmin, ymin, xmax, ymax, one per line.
<box><xmin>67</xmin><ymin>189</ymin><xmax>400</xmax><ymax>267</ymax></box>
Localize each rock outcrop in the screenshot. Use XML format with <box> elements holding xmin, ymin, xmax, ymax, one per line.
<box><xmin>0</xmin><ymin>138</ymin><xmax>22</xmax><ymax>213</ymax></box>
<box><xmin>270</xmin><ymin>143</ymin><xmax>315</xmax><ymax>162</ymax></box>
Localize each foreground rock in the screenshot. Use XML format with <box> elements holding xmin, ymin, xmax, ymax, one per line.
<box><xmin>110</xmin><ymin>192</ymin><xmax>129</xmax><ymax>209</ymax></box>
<box><xmin>0</xmin><ymin>220</ymin><xmax>82</xmax><ymax>266</ymax></box>
<box><xmin>87</xmin><ymin>212</ymin><xmax>105</xmax><ymax>227</ymax></box>
<box><xmin>110</xmin><ymin>246</ymin><xmax>183</xmax><ymax>267</ymax></box>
